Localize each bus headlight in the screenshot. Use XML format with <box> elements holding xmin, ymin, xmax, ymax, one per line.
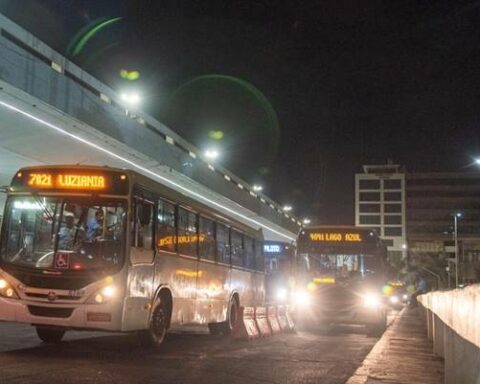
<box><xmin>87</xmin><ymin>285</ymin><xmax>116</xmax><ymax>304</ymax></box>
<box><xmin>389</xmin><ymin>295</ymin><xmax>399</xmax><ymax>304</ymax></box>
<box><xmin>293</xmin><ymin>290</ymin><xmax>310</xmax><ymax>307</ymax></box>
<box><xmin>276</xmin><ymin>288</ymin><xmax>288</xmax><ymax>302</ymax></box>
<box><xmin>0</xmin><ymin>278</ymin><xmax>19</xmax><ymax>299</ymax></box>
<box><xmin>363</xmin><ymin>292</ymin><xmax>381</xmax><ymax>308</ymax></box>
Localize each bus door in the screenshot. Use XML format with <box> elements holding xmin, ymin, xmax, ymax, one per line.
<box><xmin>123</xmin><ymin>197</ymin><xmax>155</xmax><ymax>331</ymax></box>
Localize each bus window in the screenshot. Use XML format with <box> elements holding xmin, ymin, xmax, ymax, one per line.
<box><xmin>255</xmin><ymin>240</ymin><xmax>265</xmax><ymax>272</ymax></box>
<box><xmin>216</xmin><ymin>223</ymin><xmax>230</xmax><ymax>264</ymax></box>
<box><xmin>132</xmin><ymin>199</ymin><xmax>153</xmax><ymax>250</ymax></box>
<box><xmin>199</xmin><ymin>216</ymin><xmax>215</xmax><ymax>261</ymax></box>
<box><xmin>230</xmin><ymin>230</ymin><xmax>244</xmax><ymax>267</ymax></box>
<box><xmin>177</xmin><ymin>207</ymin><xmax>197</xmax><ymax>257</ymax></box>
<box><xmin>157</xmin><ymin>199</ymin><xmax>176</xmax><ymax>253</ymax></box>
<box><xmin>244</xmin><ymin>236</ymin><xmax>255</xmax><ymax>269</ymax></box>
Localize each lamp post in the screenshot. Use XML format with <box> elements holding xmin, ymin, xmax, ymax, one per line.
<box><xmin>453</xmin><ymin>212</ymin><xmax>462</xmax><ymax>288</ymax></box>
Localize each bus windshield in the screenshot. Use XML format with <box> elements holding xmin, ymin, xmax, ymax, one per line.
<box><xmin>299</xmin><ymin>253</ymin><xmax>382</xmax><ymax>280</ymax></box>
<box><xmin>0</xmin><ymin>196</ymin><xmax>126</xmax><ymax>272</ymax></box>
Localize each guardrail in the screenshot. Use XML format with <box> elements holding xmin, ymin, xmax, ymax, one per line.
<box><xmin>417</xmin><ymin>285</ymin><xmax>480</xmax><ymax>384</ymax></box>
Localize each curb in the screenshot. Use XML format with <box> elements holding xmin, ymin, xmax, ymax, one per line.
<box><xmin>345</xmin><ymin>309</ymin><xmax>404</xmax><ymax>384</ymax></box>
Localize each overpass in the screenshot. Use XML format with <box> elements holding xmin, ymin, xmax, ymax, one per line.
<box><xmin>0</xmin><ymin>14</ymin><xmax>300</xmax><ymax>242</ymax></box>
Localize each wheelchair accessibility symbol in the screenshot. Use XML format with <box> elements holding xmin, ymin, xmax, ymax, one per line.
<box><xmin>54</xmin><ymin>253</ymin><xmax>70</xmax><ymax>269</ymax></box>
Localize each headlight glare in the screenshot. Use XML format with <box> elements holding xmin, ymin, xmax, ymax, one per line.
<box><xmin>363</xmin><ymin>292</ymin><xmax>381</xmax><ymax>308</ymax></box>
<box><xmin>276</xmin><ymin>288</ymin><xmax>287</xmax><ymax>302</ymax></box>
<box><xmin>389</xmin><ymin>295</ymin><xmax>399</xmax><ymax>304</ymax></box>
<box><xmin>88</xmin><ymin>284</ymin><xmax>116</xmax><ymax>304</ymax></box>
<box><xmin>0</xmin><ymin>278</ymin><xmax>19</xmax><ymax>299</ymax></box>
<box><xmin>293</xmin><ymin>290</ymin><xmax>310</xmax><ymax>306</ymax></box>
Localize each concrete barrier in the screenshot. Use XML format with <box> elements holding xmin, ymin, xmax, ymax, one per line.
<box><xmin>418</xmin><ymin>284</ymin><xmax>480</xmax><ymax>384</ymax></box>
<box><xmin>255</xmin><ymin>306</ymin><xmax>272</xmax><ymax>337</ymax></box>
<box><xmin>267</xmin><ymin>306</ymin><xmax>281</xmax><ymax>334</ymax></box>
<box><xmin>232</xmin><ymin>306</ymin><xmax>260</xmax><ymax>340</ymax></box>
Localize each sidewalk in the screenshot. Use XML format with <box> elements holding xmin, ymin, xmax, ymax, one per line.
<box><xmin>346</xmin><ymin>306</ymin><xmax>444</xmax><ymax>384</ymax></box>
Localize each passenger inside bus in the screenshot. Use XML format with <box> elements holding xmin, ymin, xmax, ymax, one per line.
<box><xmin>86</xmin><ymin>209</ymin><xmax>104</xmax><ymax>240</ymax></box>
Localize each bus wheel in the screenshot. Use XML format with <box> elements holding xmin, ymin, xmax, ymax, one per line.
<box><xmin>36</xmin><ymin>326</ymin><xmax>66</xmax><ymax>343</ymax></box>
<box><xmin>138</xmin><ymin>299</ymin><xmax>169</xmax><ymax>348</ymax></box>
<box><xmin>220</xmin><ymin>296</ymin><xmax>239</xmax><ymax>335</ymax></box>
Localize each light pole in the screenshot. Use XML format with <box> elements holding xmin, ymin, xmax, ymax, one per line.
<box><xmin>453</xmin><ymin>212</ymin><xmax>462</xmax><ymax>288</ymax></box>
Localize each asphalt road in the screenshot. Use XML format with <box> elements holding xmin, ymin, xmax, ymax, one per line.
<box><xmin>0</xmin><ymin>313</ymin><xmax>398</xmax><ymax>384</ymax></box>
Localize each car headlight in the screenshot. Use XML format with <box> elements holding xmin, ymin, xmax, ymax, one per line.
<box><xmin>276</xmin><ymin>288</ymin><xmax>288</xmax><ymax>302</ymax></box>
<box><xmin>389</xmin><ymin>295</ymin><xmax>399</xmax><ymax>304</ymax></box>
<box><xmin>363</xmin><ymin>292</ymin><xmax>381</xmax><ymax>308</ymax></box>
<box><xmin>87</xmin><ymin>285</ymin><xmax>116</xmax><ymax>304</ymax></box>
<box><xmin>0</xmin><ymin>278</ymin><xmax>19</xmax><ymax>299</ymax></box>
<box><xmin>293</xmin><ymin>290</ymin><xmax>310</xmax><ymax>307</ymax></box>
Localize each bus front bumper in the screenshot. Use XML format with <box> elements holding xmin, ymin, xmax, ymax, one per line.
<box><xmin>0</xmin><ymin>297</ymin><xmax>123</xmax><ymax>331</ymax></box>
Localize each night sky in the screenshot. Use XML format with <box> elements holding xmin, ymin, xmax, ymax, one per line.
<box><xmin>1</xmin><ymin>0</ymin><xmax>480</xmax><ymax>224</ymax></box>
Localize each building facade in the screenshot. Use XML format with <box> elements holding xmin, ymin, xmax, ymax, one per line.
<box><xmin>355</xmin><ymin>164</ymin><xmax>406</xmax><ymax>263</ymax></box>
<box><xmin>406</xmin><ymin>172</ymin><xmax>480</xmax><ymax>283</ymax></box>
<box><xmin>355</xmin><ymin>164</ymin><xmax>480</xmax><ymax>284</ymax></box>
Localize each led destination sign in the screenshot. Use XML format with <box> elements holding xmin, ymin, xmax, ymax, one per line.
<box><xmin>309</xmin><ymin>232</ymin><xmax>362</xmax><ymax>242</ymax></box>
<box><xmin>28</xmin><ymin>173</ymin><xmax>106</xmax><ymax>190</ymax></box>
<box><xmin>12</xmin><ymin>169</ymin><xmax>129</xmax><ymax>195</ymax></box>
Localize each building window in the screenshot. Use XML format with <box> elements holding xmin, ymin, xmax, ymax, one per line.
<box><xmin>384</xmin><ymin>204</ymin><xmax>401</xmax><ymax>213</ymax></box>
<box><xmin>382</xmin><ymin>239</ymin><xmax>394</xmax><ymax>247</ymax></box>
<box><xmin>359</xmin><ymin>192</ymin><xmax>380</xmax><ymax>202</ymax></box>
<box><xmin>384</xmin><ymin>227</ymin><xmax>402</xmax><ymax>236</ymax></box>
<box><xmin>384</xmin><ymin>192</ymin><xmax>401</xmax><ymax>201</ymax></box>
<box><xmin>359</xmin><ymin>215</ymin><xmax>381</xmax><ymax>225</ymax></box>
<box><xmin>383</xmin><ymin>179</ymin><xmax>401</xmax><ymax>189</ymax></box>
<box><xmin>359</xmin><ymin>204</ymin><xmax>380</xmax><ymax>213</ymax></box>
<box><xmin>384</xmin><ymin>215</ymin><xmax>402</xmax><ymax>225</ymax></box>
<box><xmin>359</xmin><ymin>179</ymin><xmax>380</xmax><ymax>189</ymax></box>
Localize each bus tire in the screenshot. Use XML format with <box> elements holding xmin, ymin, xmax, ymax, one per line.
<box><xmin>220</xmin><ymin>295</ymin><xmax>239</xmax><ymax>335</ymax></box>
<box><xmin>36</xmin><ymin>326</ymin><xmax>66</xmax><ymax>343</ymax></box>
<box><xmin>138</xmin><ymin>298</ymin><xmax>170</xmax><ymax>348</ymax></box>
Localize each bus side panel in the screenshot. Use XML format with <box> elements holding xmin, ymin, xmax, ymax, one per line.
<box><xmin>195</xmin><ymin>260</ymin><xmax>231</xmax><ymax>324</ymax></box>
<box><xmin>154</xmin><ymin>251</ymin><xmax>198</xmax><ymax>326</ymax></box>
<box><xmin>122</xmin><ymin>263</ymin><xmax>154</xmax><ymax>331</ymax></box>
<box><xmin>230</xmin><ymin>268</ymin><xmax>258</xmax><ymax>307</ymax></box>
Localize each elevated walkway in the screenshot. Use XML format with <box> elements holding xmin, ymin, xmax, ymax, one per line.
<box><xmin>0</xmin><ymin>13</ymin><xmax>299</xmax><ymax>241</ymax></box>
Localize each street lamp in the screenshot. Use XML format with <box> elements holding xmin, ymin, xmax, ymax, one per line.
<box><xmin>253</xmin><ymin>185</ymin><xmax>263</xmax><ymax>192</ymax></box>
<box><xmin>453</xmin><ymin>212</ymin><xmax>462</xmax><ymax>288</ymax></box>
<box><xmin>204</xmin><ymin>149</ymin><xmax>219</xmax><ymax>160</ymax></box>
<box><xmin>283</xmin><ymin>205</ymin><xmax>292</xmax><ymax>212</ymax></box>
<box><xmin>475</xmin><ymin>158</ymin><xmax>480</xmax><ymax>165</ymax></box>
<box><xmin>303</xmin><ymin>218</ymin><xmax>311</xmax><ymax>225</ymax></box>
<box><xmin>120</xmin><ymin>90</ymin><xmax>141</xmax><ymax>107</ymax></box>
